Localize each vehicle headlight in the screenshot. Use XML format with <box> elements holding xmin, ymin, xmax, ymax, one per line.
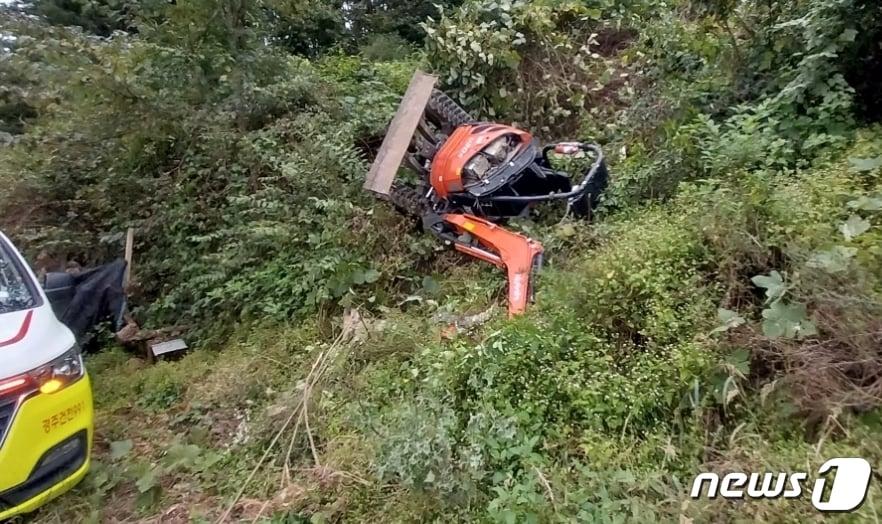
<box><xmin>29</xmin><ymin>345</ymin><xmax>84</xmax><ymax>394</ymax></box>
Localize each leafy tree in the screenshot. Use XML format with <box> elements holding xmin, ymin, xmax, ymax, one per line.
<box><xmin>265</xmin><ymin>0</ymin><xmax>347</xmax><ymax>57</ymax></box>
<box><xmin>347</xmin><ymin>0</ymin><xmax>464</xmax><ymax>46</ymax></box>
<box><xmin>28</xmin><ymin>0</ymin><xmax>164</xmax><ymax>35</ymax></box>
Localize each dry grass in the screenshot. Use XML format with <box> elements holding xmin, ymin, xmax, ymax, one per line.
<box><xmin>766</xmin><ymin>282</ymin><xmax>882</xmax><ymax>420</ymax></box>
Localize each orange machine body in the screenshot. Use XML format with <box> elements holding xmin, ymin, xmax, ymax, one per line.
<box><xmin>430</xmin><ymin>124</ymin><xmax>531</xmax><ymax>198</ymax></box>
<box><xmin>442</xmin><ymin>213</ymin><xmax>543</xmax><ymax>316</ymax></box>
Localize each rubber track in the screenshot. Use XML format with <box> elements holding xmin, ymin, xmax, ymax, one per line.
<box><xmin>426</xmin><ymin>89</ymin><xmax>473</xmax><ymax>129</ymax></box>
<box><xmin>386</xmin><ymin>182</ymin><xmax>429</xmax><ymax>219</ymax></box>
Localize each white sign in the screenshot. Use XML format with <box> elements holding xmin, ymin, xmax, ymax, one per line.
<box><xmin>690</xmin><ymin>457</ymin><xmax>872</xmax><ymax>512</ymax></box>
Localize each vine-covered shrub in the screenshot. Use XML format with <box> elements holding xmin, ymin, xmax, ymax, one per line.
<box><xmin>8</xmin><ymin>0</ymin><xmax>882</xmax><ymax>522</ymax></box>
<box><xmin>423</xmin><ymin>0</ymin><xmax>641</xmax><ymax>136</ymax></box>
<box><xmin>602</xmin><ymin>0</ymin><xmax>882</xmax><ymax>207</ymax></box>
<box><xmin>0</xmin><ymin>16</ymin><xmax>419</xmax><ymax>336</ymax></box>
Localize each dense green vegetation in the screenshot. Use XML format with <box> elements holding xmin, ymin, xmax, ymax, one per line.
<box><xmin>2</xmin><ymin>0</ymin><xmax>882</xmax><ymax>521</ymax></box>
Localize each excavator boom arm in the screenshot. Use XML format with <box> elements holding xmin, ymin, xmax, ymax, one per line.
<box><xmin>441</xmin><ymin>214</ymin><xmax>543</xmax><ymax>316</ymax></box>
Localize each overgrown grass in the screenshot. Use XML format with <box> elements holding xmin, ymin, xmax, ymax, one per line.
<box><xmin>7</xmin><ymin>0</ymin><xmax>882</xmax><ymax>521</ymax></box>
<box><xmin>19</xmin><ymin>129</ymin><xmax>882</xmax><ymax>523</ymax></box>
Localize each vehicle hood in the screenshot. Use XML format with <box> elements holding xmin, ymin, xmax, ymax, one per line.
<box><xmin>0</xmin><ymin>305</ymin><xmax>75</xmax><ymax>378</ymax></box>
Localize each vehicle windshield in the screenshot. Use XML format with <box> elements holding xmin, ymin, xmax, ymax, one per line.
<box><xmin>0</xmin><ymin>238</ymin><xmax>36</xmax><ymax>314</ymax></box>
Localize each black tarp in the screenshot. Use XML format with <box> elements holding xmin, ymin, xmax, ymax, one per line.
<box><xmin>54</xmin><ymin>259</ymin><xmax>127</xmax><ymax>340</ymax></box>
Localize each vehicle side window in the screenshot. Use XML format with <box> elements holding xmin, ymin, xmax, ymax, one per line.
<box><xmin>0</xmin><ymin>238</ymin><xmax>37</xmax><ymax>314</ymax></box>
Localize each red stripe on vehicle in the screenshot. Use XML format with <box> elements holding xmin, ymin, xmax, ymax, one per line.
<box><xmin>0</xmin><ymin>310</ymin><xmax>34</xmax><ymax>348</ymax></box>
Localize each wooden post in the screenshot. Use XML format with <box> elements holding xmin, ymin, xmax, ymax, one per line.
<box><xmin>124</xmin><ymin>227</ymin><xmax>134</xmax><ymax>289</ymax></box>
<box><xmin>364</xmin><ymin>71</ymin><xmax>437</xmax><ymax>195</ymax></box>
<box><xmin>117</xmin><ymin>226</ymin><xmax>144</xmax><ymax>356</ymax></box>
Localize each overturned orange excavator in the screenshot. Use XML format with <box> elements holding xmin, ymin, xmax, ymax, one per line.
<box><xmin>365</xmin><ymin>72</ymin><xmax>609</xmax><ymax>315</ymax></box>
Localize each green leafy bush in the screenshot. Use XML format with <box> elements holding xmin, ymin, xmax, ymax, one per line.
<box><xmin>0</xmin><ymin>17</ymin><xmax>420</xmax><ymax>337</ymax></box>
<box><xmin>7</xmin><ymin>1</ymin><xmax>882</xmax><ymax>521</ymax></box>
<box><xmin>423</xmin><ymin>0</ymin><xmax>641</xmax><ymax>135</ymax></box>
